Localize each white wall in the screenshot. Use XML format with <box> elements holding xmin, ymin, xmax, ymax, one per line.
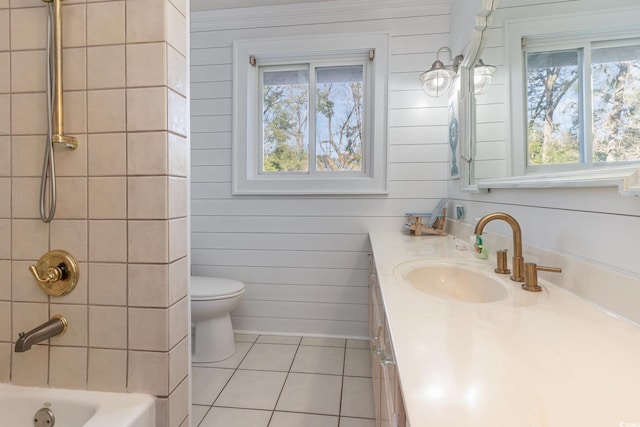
<box><xmin>189</xmin><ymin>0</ymin><xmax>452</xmax><ymax>337</ymax></box>
<box><xmin>448</xmin><ymin>0</ymin><xmax>640</xmax><ymax>316</ymax></box>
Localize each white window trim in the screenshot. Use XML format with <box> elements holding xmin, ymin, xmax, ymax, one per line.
<box><xmin>476</xmin><ymin>7</ymin><xmax>640</xmax><ymax>196</ymax></box>
<box><xmin>233</xmin><ymin>33</ymin><xmax>389</xmax><ymax>195</ymax></box>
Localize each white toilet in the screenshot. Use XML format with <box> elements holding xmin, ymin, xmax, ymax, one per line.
<box><xmin>190</xmin><ymin>276</ymin><xmax>246</xmax><ymax>363</ymax></box>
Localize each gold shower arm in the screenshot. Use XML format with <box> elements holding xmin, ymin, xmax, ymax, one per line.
<box><xmin>44</xmin><ymin>0</ymin><xmax>77</xmax><ymax>149</ymax></box>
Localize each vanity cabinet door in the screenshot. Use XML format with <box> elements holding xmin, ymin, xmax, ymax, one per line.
<box><xmin>369</xmin><ymin>254</ymin><xmax>406</xmax><ymax>427</ymax></box>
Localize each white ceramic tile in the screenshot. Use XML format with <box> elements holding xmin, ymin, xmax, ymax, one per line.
<box><xmin>0</xmin><ymin>10</ymin><xmax>8</xmax><ymax>52</ymax></box>
<box><xmin>87</xmin><ymin>348</ymin><xmax>127</xmax><ymax>392</ymax></box>
<box><xmin>169</xmin><ymin>298</ymin><xmax>188</xmax><ymax>348</ymax></box>
<box><xmin>256</xmin><ymin>335</ymin><xmax>301</xmax><ymax>345</ymax></box>
<box><xmin>128</xmin><ymin>263</ymin><xmax>169</xmax><ymax>308</ymax></box>
<box><xmin>89</xmin><ymin>305</ymin><xmax>127</xmax><ymax>349</ymax></box>
<box><xmin>167</xmin><ymin>46</ymin><xmax>186</xmax><ymax>96</ymax></box>
<box><xmin>199</xmin><ymin>407</ymin><xmax>271</xmax><ymax>427</ymax></box>
<box><xmin>49</xmin><ymin>304</ymin><xmax>87</xmax><ymax>347</ymax></box>
<box><xmin>344</xmin><ymin>348</ymin><xmax>371</xmax><ymax>378</ymax></box>
<box><xmin>169</xmin><ymin>376</ymin><xmax>189</xmax><ymax>427</ymax></box>
<box><xmin>62</xmin><ymin>91</ymin><xmax>87</xmax><ymax>134</ymax></box>
<box><xmin>88</xmin><ymin>133</ymin><xmax>127</xmax><ymax>176</ymax></box>
<box><xmin>347</xmin><ymin>339</ymin><xmax>370</xmax><ymax>349</ymax></box>
<box><xmin>88</xmin><ymin>263</ymin><xmax>127</xmax><ymax>306</ymax></box>
<box><xmin>86</xmin><ymin>1</ymin><xmax>124</xmax><ymax>46</ymax></box>
<box><xmin>126</xmin><ymin>0</ymin><xmax>165</xmax><ymax>44</ymax></box>
<box><xmin>214</xmin><ymin>369</ymin><xmax>287</xmax><ymax>410</ymax></box>
<box><xmin>54</xmin><ymin>134</ymin><xmax>88</xmax><ymax>177</ymax></box>
<box><xmin>128</xmin><ymin>350</ymin><xmax>169</xmax><ymax>395</ymax></box>
<box><xmin>192</xmin><ymin>341</ymin><xmax>253</xmax><ymax>370</ymax></box>
<box><xmin>11</xmin><ymin>50</ymin><xmax>46</xmax><ymax>92</ymax></box>
<box><xmin>0</xmin><ymin>53</ymin><xmax>7</xmax><ymax>94</ymax></box>
<box><xmin>0</xmin><ymin>95</ymin><xmax>8</xmax><ymax>136</ymax></box>
<box><xmin>301</xmin><ymin>337</ymin><xmax>346</xmax><ymax>347</ymax></box>
<box><xmin>0</xmin><ymin>260</ymin><xmax>10</xmax><ymax>300</ymax></box>
<box><xmin>127</xmin><ymin>42</ymin><xmax>166</xmax><ymax>88</ymax></box>
<box><xmin>11</xmin><ymin>219</ymin><xmax>48</xmax><ymax>261</ymax></box>
<box><xmin>169</xmin><ymin>337</ymin><xmax>189</xmax><ymax>392</ymax></box>
<box><xmin>0</xmin><ymin>220</ymin><xmax>9</xmax><ymax>259</ymax></box>
<box><xmin>168</xmin><ymin>89</ymin><xmax>187</xmax><ymax>136</ymax></box>
<box><xmin>62</xmin><ymin>3</ymin><xmax>86</xmax><ymax>47</ymax></box>
<box><xmin>89</xmin><ymin>220</ymin><xmax>127</xmax><ymax>262</ymax></box>
<box><xmin>0</xmin><ymin>137</ymin><xmax>9</xmax><ymax>177</ymax></box>
<box><xmin>276</xmin><ymin>373</ymin><xmax>342</xmax><ymax>415</ymax></box>
<box><xmin>11</xmin><ymin>178</ymin><xmax>40</xmax><ymax>218</ymax></box>
<box><xmin>49</xmin><ymin>346</ymin><xmax>87</xmax><ymax>389</ymax></box>
<box><xmin>128</xmin><ymin>176</ymin><xmax>168</xmax><ymax>219</ymax></box>
<box><xmin>0</xmin><ymin>178</ymin><xmax>7</xmax><ymax>218</ymax></box>
<box><xmin>87</xmin><ymin>89</ymin><xmax>126</xmax><ymax>133</ymax></box>
<box><xmin>63</xmin><ymin>48</ymin><xmax>87</xmax><ymax>91</ymax></box>
<box><xmin>0</xmin><ymin>343</ymin><xmax>10</xmax><ymax>383</ymax></box>
<box><xmin>89</xmin><ymin>177</ymin><xmax>126</xmax><ymax>219</ymax></box>
<box><xmin>191</xmin><ymin>367</ymin><xmax>234</xmax><ymax>406</ymax></box>
<box><xmin>166</xmin><ymin>2</ymin><xmax>186</xmax><ymax>56</ymax></box>
<box><xmin>0</xmin><ymin>301</ymin><xmax>10</xmax><ymax>341</ymax></box>
<box><xmin>128</xmin><ymin>220</ymin><xmax>168</xmax><ymax>264</ymax></box>
<box><xmin>54</xmin><ymin>178</ymin><xmax>88</xmax><ymax>219</ymax></box>
<box><xmin>238</xmin><ymin>343</ymin><xmax>297</xmax><ymax>372</ymax></box>
<box><xmin>12</xmin><ymin>302</ymin><xmax>48</xmax><ymax>340</ymax></box>
<box><xmin>10</xmin><ymin>7</ymin><xmax>47</xmax><ymax>50</ymax></box>
<box><xmin>168</xmin><ymin>133</ymin><xmax>187</xmax><ymax>177</ymax></box>
<box><xmin>191</xmin><ymin>405</ymin><xmax>209</xmax><ymax>426</ymax></box>
<box><xmin>11</xmin><ymin>261</ymin><xmax>47</xmax><ymax>303</ymax></box>
<box><xmin>340</xmin><ymin>377</ymin><xmax>375</xmax><ymax>419</ymax></box>
<box><xmin>169</xmin><ymin>218</ymin><xmax>187</xmax><ymax>262</ymax></box>
<box><xmin>12</xmin><ymin>136</ymin><xmax>44</xmax><ymax>176</ymax></box>
<box><xmin>129</xmin><ymin>307</ymin><xmax>169</xmax><ymax>351</ymax></box>
<box><xmin>290</xmin><ymin>345</ymin><xmax>345</xmax><ymax>375</ymax></box>
<box><xmin>168</xmin><ymin>177</ymin><xmax>187</xmax><ymax>219</ymax></box>
<box><xmin>50</xmin><ymin>219</ymin><xmax>88</xmax><ymax>262</ymax></box>
<box><xmin>168</xmin><ymin>257</ymin><xmax>188</xmax><ymax>305</ymax></box>
<box><xmin>339</xmin><ymin>417</ymin><xmax>376</xmax><ymax>427</ymax></box>
<box><xmin>270</xmin><ymin>412</ymin><xmax>339</xmax><ymax>427</ymax></box>
<box><xmin>127</xmin><ymin>87</ymin><xmax>167</xmax><ymax>132</ymax></box>
<box><xmin>11</xmin><ymin>93</ymin><xmax>47</xmax><ymax>135</ymax></box>
<box><xmin>87</xmin><ymin>45</ymin><xmax>125</xmax><ymax>89</ymax></box>
<box><xmin>11</xmin><ymin>344</ymin><xmax>48</xmax><ymax>386</ymax></box>
<box><xmin>127</xmin><ymin>131</ymin><xmax>168</xmax><ymax>176</ymax></box>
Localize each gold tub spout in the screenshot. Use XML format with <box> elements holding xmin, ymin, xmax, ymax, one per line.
<box><xmin>474</xmin><ymin>212</ymin><xmax>524</xmax><ymax>282</ymax></box>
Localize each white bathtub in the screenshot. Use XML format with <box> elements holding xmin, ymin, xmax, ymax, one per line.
<box><xmin>0</xmin><ymin>383</ymin><xmax>155</xmax><ymax>427</ymax></box>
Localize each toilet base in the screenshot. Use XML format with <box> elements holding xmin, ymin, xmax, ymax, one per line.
<box><xmin>192</xmin><ymin>313</ymin><xmax>236</xmax><ymax>363</ymax></box>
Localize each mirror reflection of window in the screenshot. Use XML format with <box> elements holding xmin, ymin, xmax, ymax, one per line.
<box><xmin>525</xmin><ymin>40</ymin><xmax>640</xmax><ymax>170</ymax></box>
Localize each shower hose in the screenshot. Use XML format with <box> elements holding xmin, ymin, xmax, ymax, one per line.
<box><xmin>39</xmin><ymin>1</ymin><xmax>56</xmax><ymax>223</ymax></box>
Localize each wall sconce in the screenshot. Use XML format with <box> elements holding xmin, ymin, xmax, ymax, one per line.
<box><xmin>419</xmin><ymin>46</ymin><xmax>464</xmax><ymax>97</ymax></box>
<box><xmin>473</xmin><ymin>59</ymin><xmax>497</xmax><ymax>95</ymax></box>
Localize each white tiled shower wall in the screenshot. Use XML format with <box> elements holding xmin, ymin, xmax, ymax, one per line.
<box><xmin>0</xmin><ymin>1</ymin><xmax>190</xmax><ymax>426</ymax></box>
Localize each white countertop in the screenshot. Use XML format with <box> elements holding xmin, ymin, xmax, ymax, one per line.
<box><xmin>369</xmin><ymin>232</ymin><xmax>640</xmax><ymax>427</ymax></box>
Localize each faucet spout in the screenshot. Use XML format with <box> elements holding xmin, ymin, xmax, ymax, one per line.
<box><xmin>14</xmin><ymin>315</ymin><xmax>67</xmax><ymax>353</ymax></box>
<box><xmin>474</xmin><ymin>212</ymin><xmax>525</xmax><ymax>282</ymax></box>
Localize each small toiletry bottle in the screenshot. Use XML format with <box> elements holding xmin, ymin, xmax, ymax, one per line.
<box><xmin>474</xmin><ymin>234</ymin><xmax>489</xmax><ymax>259</ymax></box>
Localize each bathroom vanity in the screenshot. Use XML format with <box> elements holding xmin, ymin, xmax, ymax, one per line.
<box><xmin>368</xmin><ymin>232</ymin><xmax>640</xmax><ymax>427</ymax></box>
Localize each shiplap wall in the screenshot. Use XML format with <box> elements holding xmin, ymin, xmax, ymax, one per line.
<box><xmin>448</xmin><ymin>0</ymin><xmax>640</xmax><ymax>283</ymax></box>
<box><xmin>190</xmin><ymin>0</ymin><xmax>452</xmax><ymax>337</ymax></box>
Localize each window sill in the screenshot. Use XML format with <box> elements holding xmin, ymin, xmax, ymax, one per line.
<box><xmin>476</xmin><ymin>166</ymin><xmax>640</xmax><ymax>197</ymax></box>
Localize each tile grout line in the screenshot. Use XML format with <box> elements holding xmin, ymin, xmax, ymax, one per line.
<box><xmin>266</xmin><ymin>335</ymin><xmax>302</xmax><ymax>426</ymax></box>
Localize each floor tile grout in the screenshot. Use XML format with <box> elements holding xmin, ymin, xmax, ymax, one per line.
<box><xmin>193</xmin><ymin>334</ymin><xmax>375</xmax><ymax>427</ymax></box>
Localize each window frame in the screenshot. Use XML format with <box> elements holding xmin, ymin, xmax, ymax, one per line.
<box><xmin>506</xmin><ymin>9</ymin><xmax>640</xmax><ymax>177</ymax></box>
<box><xmin>233</xmin><ymin>33</ymin><xmax>389</xmax><ymax>195</ymax></box>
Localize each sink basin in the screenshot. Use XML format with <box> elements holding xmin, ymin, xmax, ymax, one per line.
<box><xmin>396</xmin><ymin>261</ymin><xmax>509</xmax><ymax>303</ymax></box>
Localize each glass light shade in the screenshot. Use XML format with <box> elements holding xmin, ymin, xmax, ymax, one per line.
<box><xmin>473</xmin><ymin>60</ymin><xmax>497</xmax><ymax>95</ymax></box>
<box><xmin>420</xmin><ymin>60</ymin><xmax>456</xmax><ymax>97</ymax></box>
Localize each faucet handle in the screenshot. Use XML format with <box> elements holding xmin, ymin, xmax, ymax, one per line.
<box><xmin>522</xmin><ymin>262</ymin><xmax>562</xmax><ymax>292</ymax></box>
<box><xmin>29</xmin><ymin>250</ymin><xmax>79</xmax><ymax>296</ymax></box>
<box><xmin>494</xmin><ymin>249</ymin><xmax>510</xmax><ymax>274</ymax></box>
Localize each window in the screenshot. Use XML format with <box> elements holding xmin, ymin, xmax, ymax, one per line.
<box><xmin>524</xmin><ymin>39</ymin><xmax>640</xmax><ymax>171</ymax></box>
<box><xmin>233</xmin><ymin>34</ymin><xmax>389</xmax><ymax>194</ymax></box>
<box><xmin>506</xmin><ymin>10</ymin><xmax>640</xmax><ymax>177</ymax></box>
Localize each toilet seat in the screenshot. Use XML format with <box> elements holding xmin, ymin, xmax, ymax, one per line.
<box><xmin>191</xmin><ymin>276</ymin><xmax>245</xmax><ymax>301</ymax></box>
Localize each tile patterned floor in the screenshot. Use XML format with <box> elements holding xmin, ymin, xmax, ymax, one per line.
<box><xmin>192</xmin><ymin>334</ymin><xmax>375</xmax><ymax>427</ymax></box>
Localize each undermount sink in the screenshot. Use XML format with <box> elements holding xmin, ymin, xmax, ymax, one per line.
<box><xmin>395</xmin><ymin>260</ymin><xmax>509</xmax><ymax>303</ymax></box>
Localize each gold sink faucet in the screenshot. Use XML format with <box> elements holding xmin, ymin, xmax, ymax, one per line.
<box><xmin>474</xmin><ymin>212</ymin><xmax>524</xmax><ymax>282</ymax></box>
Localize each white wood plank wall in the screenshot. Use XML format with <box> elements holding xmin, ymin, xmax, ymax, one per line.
<box><xmin>189</xmin><ymin>1</ymin><xmax>452</xmax><ymax>337</ymax></box>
